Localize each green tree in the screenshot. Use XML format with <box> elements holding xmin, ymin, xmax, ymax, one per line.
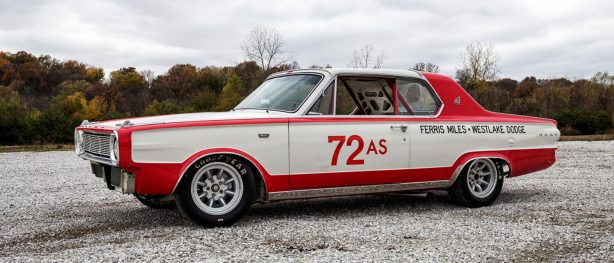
<box><xmin>109</xmin><ymin>67</ymin><xmax>149</xmax><ymax>115</ymax></box>
<box><xmin>197</xmin><ymin>66</ymin><xmax>226</xmax><ymax>94</ymax></box>
<box><xmin>36</xmin><ymin>92</ymin><xmax>103</xmax><ymax>143</ymax></box>
<box><xmin>57</xmin><ymin>80</ymin><xmax>91</xmax><ymax>97</ymax></box>
<box><xmin>232</xmin><ymin>61</ymin><xmax>265</xmax><ymax>95</ymax></box>
<box><xmin>189</xmin><ymin>89</ymin><xmax>217</xmax><ymax>112</ymax></box>
<box><xmin>216</xmin><ymin>74</ymin><xmax>244</xmax><ymax>111</ymax></box>
<box><xmin>143</xmin><ymin>100</ymin><xmax>184</xmax><ymax>116</ymax></box>
<box><xmin>0</xmin><ymin>87</ymin><xmax>30</xmax><ymax>144</ymax></box>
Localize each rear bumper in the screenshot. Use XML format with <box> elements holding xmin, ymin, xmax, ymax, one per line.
<box><xmin>508</xmin><ymin>148</ymin><xmax>557</xmax><ymax>177</ymax></box>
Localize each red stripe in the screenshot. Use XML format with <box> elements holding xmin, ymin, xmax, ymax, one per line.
<box><xmin>124</xmin><ymin>147</ymin><xmax>289</xmax><ymax>195</ymax></box>
<box><xmin>77</xmin><ymin>115</ymin><xmax>554</xmax><ymax>135</ymax></box>
<box><xmin>290</xmin><ymin>167</ymin><xmax>452</xmax><ymax>190</ymax></box>
<box><xmin>174</xmin><ymin>148</ymin><xmax>288</xmax><ymax>193</ymax></box>
<box><xmin>288</xmin><ymin>115</ymin><xmax>554</xmax><ymax>124</ymax></box>
<box><xmin>123</xmin><ymin>147</ymin><xmax>555</xmax><ymax>195</ymax></box>
<box><xmin>127</xmin><ymin>118</ymin><xmax>289</xmax><ymax>132</ymax></box>
<box><xmin>287</xmin><ymin>148</ymin><xmax>556</xmax><ymax>190</ymax></box>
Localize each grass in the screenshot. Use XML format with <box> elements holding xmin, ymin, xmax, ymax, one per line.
<box><xmin>0</xmin><ymin>144</ymin><xmax>73</xmax><ymax>153</ymax></box>
<box><xmin>559</xmin><ymin>134</ymin><xmax>614</xmax><ymax>141</ymax></box>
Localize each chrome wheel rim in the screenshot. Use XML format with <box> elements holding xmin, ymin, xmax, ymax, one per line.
<box><xmin>191</xmin><ymin>163</ymin><xmax>243</xmax><ymax>215</ymax></box>
<box><xmin>466</xmin><ymin>159</ymin><xmax>497</xmax><ymax>198</ymax></box>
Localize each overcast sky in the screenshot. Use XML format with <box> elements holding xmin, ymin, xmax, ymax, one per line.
<box><xmin>1</xmin><ymin>0</ymin><xmax>613</xmax><ymax>80</ymax></box>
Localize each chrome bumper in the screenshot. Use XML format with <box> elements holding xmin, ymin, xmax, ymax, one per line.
<box><xmin>80</xmin><ymin>152</ymin><xmax>115</xmax><ymax>166</ymax></box>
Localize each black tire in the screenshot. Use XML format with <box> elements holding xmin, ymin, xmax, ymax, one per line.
<box><xmin>448</xmin><ymin>158</ymin><xmax>504</xmax><ymax>208</ymax></box>
<box><xmin>174</xmin><ymin>154</ymin><xmax>256</xmax><ymax>227</ymax></box>
<box><xmin>134</xmin><ymin>194</ymin><xmax>175</xmax><ymax>209</ymax></box>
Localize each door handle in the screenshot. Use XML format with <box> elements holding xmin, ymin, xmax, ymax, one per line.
<box><xmin>390</xmin><ymin>125</ymin><xmax>408</xmax><ymax>132</ymax></box>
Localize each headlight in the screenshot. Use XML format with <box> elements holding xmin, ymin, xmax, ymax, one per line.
<box><xmin>113</xmin><ymin>136</ymin><xmax>120</xmax><ymax>160</ymax></box>
<box><xmin>111</xmin><ymin>131</ymin><xmax>120</xmax><ymax>164</ymax></box>
<box><xmin>74</xmin><ymin>130</ymin><xmax>84</xmax><ymax>154</ymax></box>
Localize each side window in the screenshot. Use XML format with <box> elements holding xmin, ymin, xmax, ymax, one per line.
<box><xmin>335</xmin><ymin>81</ymin><xmax>357</xmax><ymax>115</ymax></box>
<box><xmin>336</xmin><ymin>78</ymin><xmax>394</xmax><ymax>115</ymax></box>
<box><xmin>308</xmin><ymin>82</ymin><xmax>335</xmax><ymax>115</ymax></box>
<box><xmin>397</xmin><ymin>79</ymin><xmax>440</xmax><ymax>115</ymax></box>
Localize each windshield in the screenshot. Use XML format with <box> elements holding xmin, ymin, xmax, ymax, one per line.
<box><xmin>235</xmin><ymin>74</ymin><xmax>322</xmax><ymax>112</ymax></box>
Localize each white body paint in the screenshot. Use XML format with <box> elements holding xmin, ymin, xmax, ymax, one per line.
<box><xmin>132</xmin><ymin>121</ymin><xmax>290</xmax><ymax>175</ymax></box>
<box><xmin>129</xmin><ymin>115</ymin><xmax>558</xmax><ymax>175</ymax></box>
<box><xmin>77</xmin><ymin>68</ymin><xmax>560</xmax><ymax>196</ymax></box>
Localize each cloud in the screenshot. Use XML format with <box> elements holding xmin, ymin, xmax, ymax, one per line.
<box><xmin>0</xmin><ymin>0</ymin><xmax>612</xmax><ymax>79</ymax></box>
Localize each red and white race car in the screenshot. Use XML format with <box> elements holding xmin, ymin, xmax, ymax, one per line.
<box><xmin>75</xmin><ymin>68</ymin><xmax>560</xmax><ymax>227</ymax></box>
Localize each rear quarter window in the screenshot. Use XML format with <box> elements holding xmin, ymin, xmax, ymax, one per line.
<box><xmin>397</xmin><ymin>79</ymin><xmax>441</xmax><ymax>116</ymax></box>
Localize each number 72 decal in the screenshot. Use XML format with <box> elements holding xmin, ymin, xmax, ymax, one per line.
<box><xmin>328</xmin><ymin>135</ymin><xmax>387</xmax><ymax>166</ymax></box>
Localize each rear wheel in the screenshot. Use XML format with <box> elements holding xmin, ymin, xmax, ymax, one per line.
<box><xmin>448</xmin><ymin>158</ymin><xmax>503</xmax><ymax>207</ymax></box>
<box><xmin>175</xmin><ymin>155</ymin><xmax>256</xmax><ymax>227</ymax></box>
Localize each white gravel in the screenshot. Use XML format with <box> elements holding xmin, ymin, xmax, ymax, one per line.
<box><xmin>0</xmin><ymin>141</ymin><xmax>613</xmax><ymax>262</ymax></box>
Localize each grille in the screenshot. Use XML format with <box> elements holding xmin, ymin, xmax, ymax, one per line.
<box><xmin>82</xmin><ymin>132</ymin><xmax>111</xmax><ymax>158</ymax></box>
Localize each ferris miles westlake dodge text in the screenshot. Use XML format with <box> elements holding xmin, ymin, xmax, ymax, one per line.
<box><xmin>419</xmin><ymin>125</ymin><xmax>526</xmax><ymax>134</ymax></box>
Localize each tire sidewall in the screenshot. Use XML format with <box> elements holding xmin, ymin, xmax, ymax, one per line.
<box><xmin>455</xmin><ymin>159</ymin><xmax>504</xmax><ymax>207</ymax></box>
<box><xmin>462</xmin><ymin>173</ymin><xmax>503</xmax><ymax>205</ymax></box>
<box><xmin>175</xmin><ymin>154</ymin><xmax>256</xmax><ymax>227</ymax></box>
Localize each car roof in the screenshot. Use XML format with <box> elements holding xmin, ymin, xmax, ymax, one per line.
<box><xmin>269</xmin><ymin>68</ymin><xmax>427</xmax><ymax>80</ymax></box>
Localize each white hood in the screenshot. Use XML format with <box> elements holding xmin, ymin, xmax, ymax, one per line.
<box><xmin>90</xmin><ymin>110</ymin><xmax>290</xmax><ymax>128</ymax></box>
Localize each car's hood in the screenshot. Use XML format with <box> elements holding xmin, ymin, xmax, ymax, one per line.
<box><xmin>89</xmin><ymin>110</ymin><xmax>290</xmax><ymax>128</ymax></box>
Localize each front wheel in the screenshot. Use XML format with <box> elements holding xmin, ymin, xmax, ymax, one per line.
<box><xmin>448</xmin><ymin>158</ymin><xmax>503</xmax><ymax>207</ymax></box>
<box><xmin>175</xmin><ymin>155</ymin><xmax>256</xmax><ymax>227</ymax></box>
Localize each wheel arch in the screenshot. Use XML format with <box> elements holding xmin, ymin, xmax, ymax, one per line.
<box><xmin>171</xmin><ymin>148</ymin><xmax>270</xmax><ymax>201</ymax></box>
<box><xmin>447</xmin><ymin>152</ymin><xmax>511</xmax><ymax>187</ymax></box>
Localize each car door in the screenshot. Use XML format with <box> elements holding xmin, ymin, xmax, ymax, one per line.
<box><xmin>395</xmin><ymin>77</ymin><xmax>449</xmax><ymax>181</ymax></box>
<box><xmin>288</xmin><ymin>76</ymin><xmax>411</xmax><ymax>190</ymax></box>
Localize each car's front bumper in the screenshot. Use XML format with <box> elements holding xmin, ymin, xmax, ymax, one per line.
<box><xmin>91</xmin><ymin>162</ymin><xmax>135</xmax><ymax>194</ymax></box>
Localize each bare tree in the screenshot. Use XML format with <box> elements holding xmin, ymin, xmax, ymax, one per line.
<box><xmin>458</xmin><ymin>42</ymin><xmax>500</xmax><ymax>82</ymax></box>
<box><xmin>591</xmin><ymin>71</ymin><xmax>614</xmax><ymax>86</ymax></box>
<box><xmin>349</xmin><ymin>44</ymin><xmax>385</xmax><ymax>69</ymax></box>
<box><xmin>139</xmin><ymin>69</ymin><xmax>156</xmax><ymax>88</ymax></box>
<box><xmin>288</xmin><ymin>61</ymin><xmax>301</xmax><ymax>70</ymax></box>
<box><xmin>412</xmin><ymin>62</ymin><xmax>440</xmax><ymax>73</ymax></box>
<box><xmin>308</xmin><ymin>64</ymin><xmax>333</xmax><ymax>69</ymax></box>
<box><xmin>241</xmin><ymin>26</ymin><xmax>293</xmax><ymax>70</ymax></box>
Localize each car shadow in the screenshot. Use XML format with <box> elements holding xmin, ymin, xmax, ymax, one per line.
<box><xmin>53</xmin><ymin>188</ymin><xmax>549</xmax><ymax>231</ymax></box>
<box><xmin>4</xmin><ymin>189</ymin><xmax>550</xmax><ymax>256</ymax></box>
<box><xmin>245</xmin><ymin>192</ymin><xmax>455</xmax><ymax>220</ymax></box>
<box><xmin>243</xmin><ymin>188</ymin><xmax>548</xmax><ymax>223</ymax></box>
<box><xmin>496</xmin><ymin>188</ymin><xmax>554</xmax><ymax>205</ymax></box>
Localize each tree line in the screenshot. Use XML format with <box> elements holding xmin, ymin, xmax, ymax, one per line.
<box><xmin>0</xmin><ymin>50</ymin><xmax>298</xmax><ymax>145</ymax></box>
<box><xmin>453</xmin><ymin>42</ymin><xmax>613</xmax><ymax>136</ymax></box>
<box><xmin>0</xmin><ymin>38</ymin><xmax>612</xmax><ymax>145</ymax></box>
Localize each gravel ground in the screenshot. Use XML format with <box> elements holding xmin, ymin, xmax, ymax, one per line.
<box><xmin>0</xmin><ymin>141</ymin><xmax>612</xmax><ymax>262</ymax></box>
